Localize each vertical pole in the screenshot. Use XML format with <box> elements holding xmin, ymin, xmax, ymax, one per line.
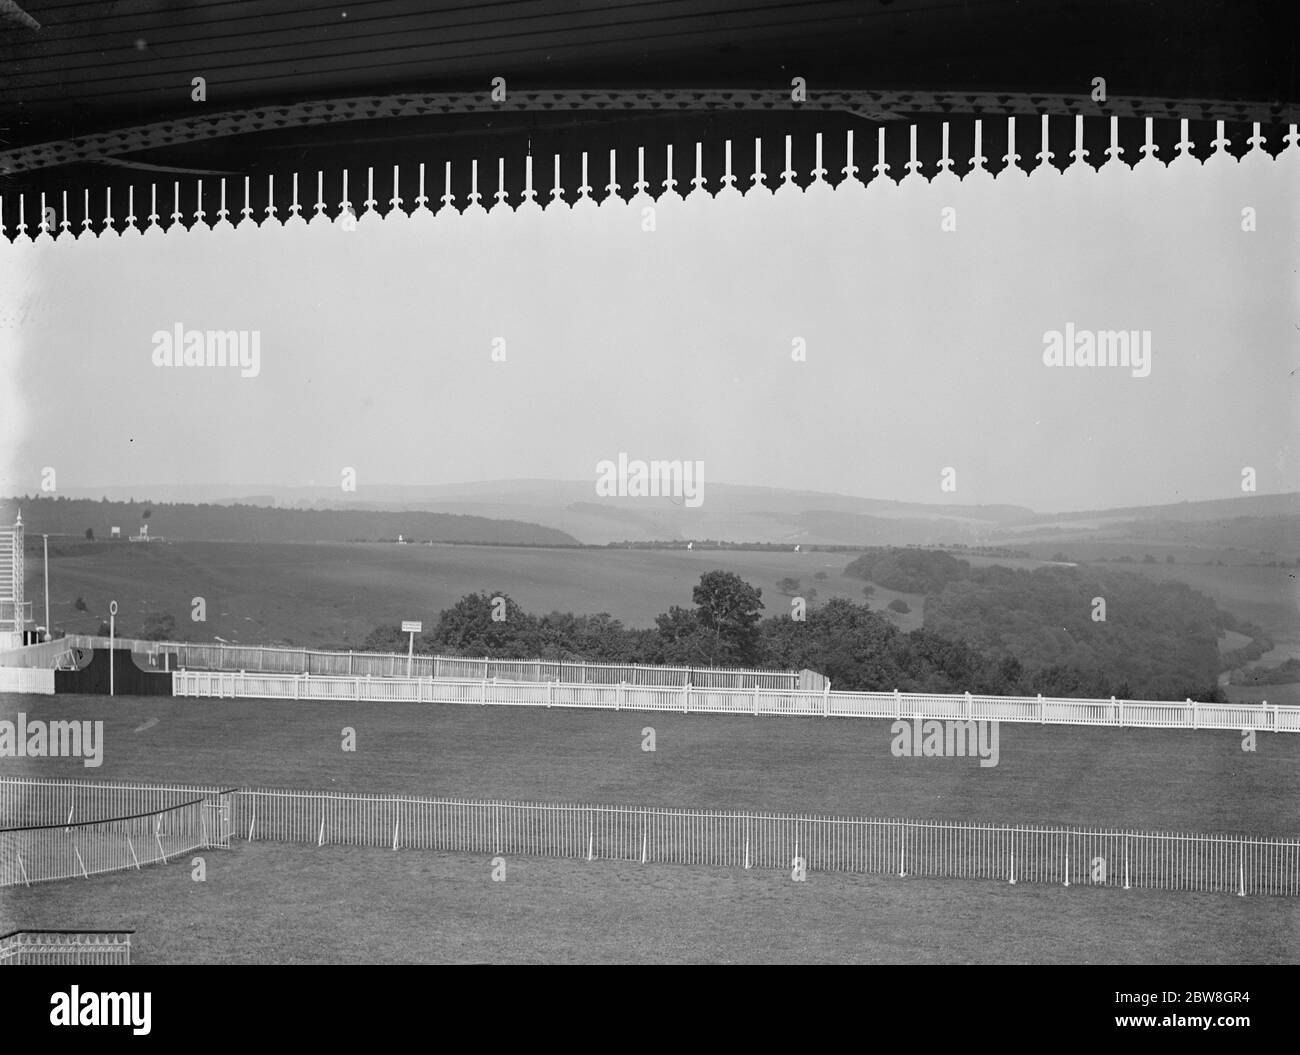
<box><xmin>42</xmin><ymin>534</ymin><xmax>49</xmax><ymax>637</ymax></box>
<box><xmin>407</xmin><ymin>630</ymin><xmax>414</xmax><ymax>678</ymax></box>
<box><xmin>108</xmin><ymin>601</ymin><xmax>117</xmax><ymax>697</ymax></box>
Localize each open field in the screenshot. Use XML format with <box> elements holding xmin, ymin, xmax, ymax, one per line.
<box><xmin>4</xmin><ymin>692</ymin><xmax>1298</xmax><ymax>833</ymax></box>
<box><xmin>23</xmin><ymin>539</ymin><xmax>927</xmax><ymax>643</ymax></box>
<box><xmin>3</xmin><ymin>842</ymin><xmax>1296</xmax><ymax>964</ymax></box>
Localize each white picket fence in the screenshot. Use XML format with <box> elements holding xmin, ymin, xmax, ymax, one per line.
<box><xmin>170</xmin><ymin>669</ymin><xmax>1299</xmax><ymax>733</ymax></box>
<box><xmin>7</xmin><ymin>777</ymin><xmax>1296</xmax><ymax>897</ymax></box>
<box><xmin>0</xmin><ymin>666</ymin><xmax>54</xmax><ymax>694</ymax></box>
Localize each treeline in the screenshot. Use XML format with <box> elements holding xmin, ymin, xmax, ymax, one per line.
<box><xmin>359</xmin><ymin>569</ymin><xmax>1226</xmax><ymax>701</ymax></box>
<box><xmin>1</xmin><ymin>496</ymin><xmax>578</xmax><ymax>546</ymax></box>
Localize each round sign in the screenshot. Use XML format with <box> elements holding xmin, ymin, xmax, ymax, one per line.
<box><xmin>109</xmin><ymin>600</ymin><xmax>118</xmax><ymax>615</ymax></box>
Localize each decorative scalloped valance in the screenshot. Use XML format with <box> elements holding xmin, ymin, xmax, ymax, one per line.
<box><xmin>3</xmin><ymin>116</ymin><xmax>1296</xmax><ymax>245</ymax></box>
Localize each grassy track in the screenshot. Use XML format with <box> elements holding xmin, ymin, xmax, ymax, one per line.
<box><xmin>2</xmin><ymin>843</ymin><xmax>1295</xmax><ymax>964</ymax></box>
<box><xmin>3</xmin><ymin>692</ymin><xmax>1297</xmax><ymax>833</ymax></box>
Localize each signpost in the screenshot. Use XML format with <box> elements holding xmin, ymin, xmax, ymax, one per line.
<box><xmin>401</xmin><ymin>621</ymin><xmax>422</xmax><ymax>677</ymax></box>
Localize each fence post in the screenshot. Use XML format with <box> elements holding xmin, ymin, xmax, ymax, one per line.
<box><xmin>1192</xmin><ymin>700</ymin><xmax>1199</xmax><ymax>730</ymax></box>
<box><xmin>964</xmin><ymin>691</ymin><xmax>972</xmax><ymax>720</ymax></box>
<box><xmin>753</xmin><ymin>684</ymin><xmax>759</xmax><ymax>717</ymax></box>
<box><xmin>894</xmin><ymin>688</ymin><xmax>901</xmax><ymax>718</ymax></box>
<box><xmin>683</xmin><ymin>683</ymin><xmax>690</xmax><ymax>714</ymax></box>
<box><xmin>481</xmin><ymin>678</ymin><xmax>488</xmax><ymax>705</ymax></box>
<box><xmin>823</xmin><ymin>681</ymin><xmax>830</xmax><ymax>717</ymax></box>
<box><xmin>1038</xmin><ymin>693</ymin><xmax>1044</xmax><ymax>725</ymax></box>
<box><xmin>548</xmin><ymin>680</ymin><xmax>554</xmax><ymax>708</ymax></box>
<box><xmin>617</xmin><ymin>681</ymin><xmax>624</xmax><ymax>711</ymax></box>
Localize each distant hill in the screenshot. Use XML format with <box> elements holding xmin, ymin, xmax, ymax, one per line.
<box><xmin>32</xmin><ymin>481</ymin><xmax>1300</xmax><ymax>549</ymax></box>
<box><xmin>0</xmin><ymin>496</ymin><xmax>579</xmax><ymax>546</ymax></box>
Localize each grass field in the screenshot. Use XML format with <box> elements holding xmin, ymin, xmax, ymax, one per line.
<box><xmin>4</xmin><ymin>691</ymin><xmax>1297</xmax><ymax>965</ymax></box>
<box><xmin>4</xmin><ymin>692</ymin><xmax>1298</xmax><ymax>833</ymax></box>
<box><xmin>3</xmin><ymin>843</ymin><xmax>1296</xmax><ymax>964</ymax></box>
<box><xmin>25</xmin><ymin>540</ymin><xmax>928</xmax><ymax>644</ymax></box>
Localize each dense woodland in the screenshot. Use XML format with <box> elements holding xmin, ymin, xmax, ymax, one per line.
<box><xmin>357</xmin><ymin>560</ymin><xmax>1243</xmax><ymax>701</ymax></box>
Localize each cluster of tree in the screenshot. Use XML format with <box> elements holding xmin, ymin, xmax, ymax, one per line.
<box><xmin>362</xmin><ymin>569</ymin><xmax>1227</xmax><ymax>701</ymax></box>
<box><xmin>1229</xmin><ymin>658</ymin><xmax>1300</xmax><ymax>686</ymax></box>
<box><xmin>921</xmin><ymin>564</ymin><xmax>1229</xmax><ymax>700</ymax></box>
<box><xmin>844</xmin><ymin>548</ymin><xmax>972</xmax><ymax>594</ymax></box>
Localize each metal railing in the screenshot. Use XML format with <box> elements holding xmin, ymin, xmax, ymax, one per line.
<box><xmin>0</xmin><ymin>930</ymin><xmax>133</xmax><ymax>965</ymax></box>
<box><xmin>239</xmin><ymin>786</ymin><xmax>1300</xmax><ymax>897</ymax></box>
<box><xmin>0</xmin><ymin>781</ymin><xmax>235</xmax><ymax>887</ymax></box>
<box><xmin>61</xmin><ymin>636</ymin><xmax>804</xmax><ymax>689</ymax></box>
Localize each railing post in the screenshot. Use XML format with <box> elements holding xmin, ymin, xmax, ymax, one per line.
<box><xmin>964</xmin><ymin>691</ymin><xmax>972</xmax><ymax>720</ymax></box>
<box><xmin>1038</xmin><ymin>693</ymin><xmax>1044</xmax><ymax>725</ymax></box>
<box><xmin>481</xmin><ymin>678</ymin><xmax>488</xmax><ymax>705</ymax></box>
<box><xmin>823</xmin><ymin>681</ymin><xmax>830</xmax><ymax>717</ymax></box>
<box><xmin>617</xmin><ymin>681</ymin><xmax>624</xmax><ymax>711</ymax></box>
<box><xmin>894</xmin><ymin>688</ymin><xmax>901</xmax><ymax>718</ymax></box>
<box><xmin>1192</xmin><ymin>699</ymin><xmax>1199</xmax><ymax>730</ymax></box>
<box><xmin>683</xmin><ymin>683</ymin><xmax>691</xmax><ymax>714</ymax></box>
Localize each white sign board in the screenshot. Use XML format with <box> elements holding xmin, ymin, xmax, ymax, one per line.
<box><xmin>401</xmin><ymin>621</ymin><xmax>423</xmax><ymax>633</ymax></box>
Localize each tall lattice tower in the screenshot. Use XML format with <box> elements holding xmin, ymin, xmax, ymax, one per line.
<box><xmin>0</xmin><ymin>510</ymin><xmax>28</xmax><ymax>646</ymax></box>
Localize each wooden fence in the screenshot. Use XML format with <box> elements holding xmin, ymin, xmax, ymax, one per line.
<box><xmin>0</xmin><ymin>666</ymin><xmax>53</xmax><ymax>694</ymax></box>
<box><xmin>171</xmin><ymin>669</ymin><xmax>1299</xmax><ymax>733</ymax></box>
<box><xmin>0</xmin><ymin>930</ymin><xmax>133</xmax><ymax>965</ymax></box>
<box><xmin>7</xmin><ymin>777</ymin><xmax>1297</xmax><ymax>897</ymax></box>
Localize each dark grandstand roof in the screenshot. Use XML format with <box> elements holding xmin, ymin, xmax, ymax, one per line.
<box><xmin>0</xmin><ymin>1</ymin><xmax>1294</xmax><ymax>222</ymax></box>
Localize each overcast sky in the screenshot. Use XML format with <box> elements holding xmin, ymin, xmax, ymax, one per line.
<box><xmin>2</xmin><ymin>147</ymin><xmax>1296</xmax><ymax>513</ymax></box>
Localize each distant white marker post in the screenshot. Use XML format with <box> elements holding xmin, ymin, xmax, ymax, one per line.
<box><xmin>109</xmin><ymin>600</ymin><xmax>118</xmax><ymax>697</ymax></box>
